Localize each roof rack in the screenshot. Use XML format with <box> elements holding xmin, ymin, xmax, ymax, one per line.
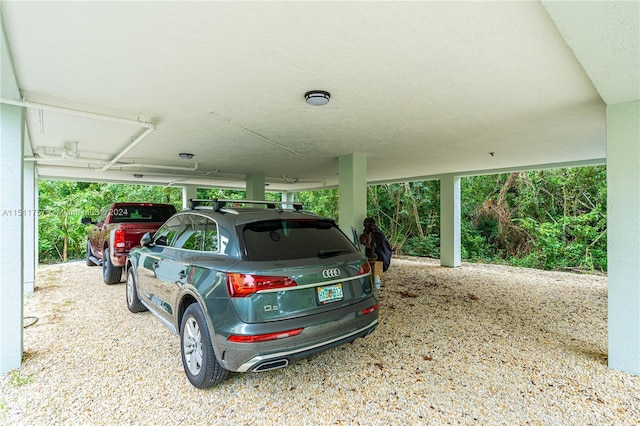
<box><xmin>189</xmin><ymin>199</ymin><xmax>304</xmax><ymax>212</ymax></box>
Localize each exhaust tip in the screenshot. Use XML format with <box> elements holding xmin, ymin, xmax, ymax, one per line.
<box><xmin>253</xmin><ymin>359</ymin><xmax>289</xmax><ymax>372</ymax></box>
<box><xmin>364</xmin><ymin>325</ymin><xmax>378</xmax><ymax>337</ymax></box>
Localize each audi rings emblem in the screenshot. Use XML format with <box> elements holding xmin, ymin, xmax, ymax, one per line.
<box><xmin>322</xmin><ymin>268</ymin><xmax>341</xmax><ymax>279</ymax></box>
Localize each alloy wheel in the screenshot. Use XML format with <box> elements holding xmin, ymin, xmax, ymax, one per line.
<box><xmin>126</xmin><ymin>272</ymin><xmax>134</xmax><ymax>306</ymax></box>
<box><xmin>183</xmin><ymin>317</ymin><xmax>203</xmax><ymax>376</ymax></box>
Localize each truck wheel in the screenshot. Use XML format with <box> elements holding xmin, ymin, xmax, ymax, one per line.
<box><xmin>180</xmin><ymin>303</ymin><xmax>229</xmax><ymax>388</ymax></box>
<box><xmin>103</xmin><ymin>248</ymin><xmax>123</xmax><ymax>285</ymax></box>
<box><xmin>86</xmin><ymin>241</ymin><xmax>97</xmax><ymax>266</ymax></box>
<box><xmin>126</xmin><ymin>268</ymin><xmax>147</xmax><ymax>313</ymax></box>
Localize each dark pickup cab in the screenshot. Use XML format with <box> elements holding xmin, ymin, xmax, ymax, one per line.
<box><xmin>82</xmin><ymin>202</ymin><xmax>177</xmax><ymax>284</ymax></box>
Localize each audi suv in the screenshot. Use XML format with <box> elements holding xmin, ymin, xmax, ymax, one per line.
<box><xmin>126</xmin><ymin>199</ymin><xmax>379</xmax><ymax>388</ymax></box>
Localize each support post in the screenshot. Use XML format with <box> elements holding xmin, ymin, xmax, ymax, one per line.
<box><xmin>338</xmin><ymin>154</ymin><xmax>367</xmax><ymax>243</ymax></box>
<box><xmin>281</xmin><ymin>191</ymin><xmax>295</xmax><ymax>209</ymax></box>
<box><xmin>0</xmin><ymin>103</ymin><xmax>25</xmax><ymax>374</ymax></box>
<box><xmin>440</xmin><ymin>174</ymin><xmax>461</xmax><ymax>267</ymax></box>
<box><xmin>182</xmin><ymin>185</ymin><xmax>198</xmax><ymax>210</ymax></box>
<box><xmin>23</xmin><ymin>161</ymin><xmax>36</xmax><ymax>294</ymax></box>
<box><xmin>246</xmin><ymin>174</ymin><xmax>265</xmax><ymax>201</ymax></box>
<box><xmin>607</xmin><ymin>100</ymin><xmax>640</xmax><ymax>375</ymax></box>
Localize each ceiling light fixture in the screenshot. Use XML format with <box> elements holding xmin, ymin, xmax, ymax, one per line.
<box><xmin>179</xmin><ymin>152</ymin><xmax>194</xmax><ymax>160</ymax></box>
<box><xmin>304</xmin><ymin>90</ymin><xmax>330</xmax><ymax>106</ymax></box>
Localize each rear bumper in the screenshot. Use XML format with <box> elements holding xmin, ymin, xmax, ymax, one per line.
<box><xmin>213</xmin><ymin>298</ymin><xmax>379</xmax><ymax>373</ymax></box>
<box><xmin>235</xmin><ymin>318</ymin><xmax>378</xmax><ymax>372</ymax></box>
<box><xmin>112</xmin><ymin>252</ymin><xmax>128</xmax><ymax>267</ymax></box>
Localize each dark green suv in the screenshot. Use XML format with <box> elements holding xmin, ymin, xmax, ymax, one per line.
<box><xmin>126</xmin><ymin>199</ymin><xmax>379</xmax><ymax>388</ymax></box>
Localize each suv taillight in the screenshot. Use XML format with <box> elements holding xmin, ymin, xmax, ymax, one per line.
<box><xmin>358</xmin><ymin>260</ymin><xmax>371</xmax><ymax>275</ymax></box>
<box><xmin>114</xmin><ymin>229</ymin><xmax>126</xmax><ymax>252</ymax></box>
<box><xmin>226</xmin><ymin>273</ymin><xmax>297</xmax><ymax>297</ymax></box>
<box><xmin>362</xmin><ymin>303</ymin><xmax>379</xmax><ymax>315</ymax></box>
<box><xmin>227</xmin><ymin>328</ymin><xmax>303</xmax><ymax>343</ymax></box>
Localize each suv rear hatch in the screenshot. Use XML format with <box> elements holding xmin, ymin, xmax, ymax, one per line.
<box><xmin>227</xmin><ymin>218</ymin><xmax>374</xmax><ymax>323</ymax></box>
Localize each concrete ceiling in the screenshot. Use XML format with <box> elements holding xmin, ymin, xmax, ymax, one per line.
<box><xmin>1</xmin><ymin>1</ymin><xmax>637</xmax><ymax>192</ymax></box>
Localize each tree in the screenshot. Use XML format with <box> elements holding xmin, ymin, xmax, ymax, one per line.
<box><xmin>36</xmin><ymin>165</ymin><xmax>607</xmax><ymax>272</ymax></box>
<box><xmin>38</xmin><ymin>181</ymin><xmax>183</xmax><ymax>263</ymax></box>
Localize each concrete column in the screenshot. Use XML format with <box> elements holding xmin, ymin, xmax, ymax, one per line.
<box><xmin>607</xmin><ymin>100</ymin><xmax>640</xmax><ymax>375</ymax></box>
<box><xmin>182</xmin><ymin>185</ymin><xmax>198</xmax><ymax>210</ymax></box>
<box><xmin>23</xmin><ymin>161</ymin><xmax>36</xmax><ymax>294</ymax></box>
<box><xmin>0</xmin><ymin>103</ymin><xmax>25</xmax><ymax>374</ymax></box>
<box><xmin>35</xmin><ymin>177</ymin><xmax>39</xmax><ymax>266</ymax></box>
<box><xmin>246</xmin><ymin>174</ymin><xmax>265</xmax><ymax>201</ymax></box>
<box><xmin>281</xmin><ymin>191</ymin><xmax>295</xmax><ymax>209</ymax></box>
<box><xmin>338</xmin><ymin>154</ymin><xmax>367</xmax><ymax>243</ymax></box>
<box><xmin>440</xmin><ymin>174</ymin><xmax>461</xmax><ymax>267</ymax></box>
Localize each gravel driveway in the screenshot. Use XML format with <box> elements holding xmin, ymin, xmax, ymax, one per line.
<box><xmin>2</xmin><ymin>257</ymin><xmax>639</xmax><ymax>425</ymax></box>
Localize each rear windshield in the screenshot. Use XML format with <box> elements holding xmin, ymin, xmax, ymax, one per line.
<box><xmin>242</xmin><ymin>219</ymin><xmax>357</xmax><ymax>261</ymax></box>
<box><xmin>110</xmin><ymin>206</ymin><xmax>176</xmax><ymax>224</ymax></box>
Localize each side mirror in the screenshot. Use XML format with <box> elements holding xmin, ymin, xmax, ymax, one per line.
<box><xmin>81</xmin><ymin>217</ymin><xmax>94</xmax><ymax>225</ymax></box>
<box><xmin>140</xmin><ymin>232</ymin><xmax>153</xmax><ymax>247</ymax></box>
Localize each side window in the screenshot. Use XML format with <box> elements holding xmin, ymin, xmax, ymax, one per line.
<box><xmin>203</xmin><ymin>219</ymin><xmax>219</xmax><ymax>252</ymax></box>
<box><xmin>154</xmin><ymin>215</ymin><xmax>184</xmax><ymax>246</ymax></box>
<box><xmin>173</xmin><ymin>215</ymin><xmax>207</xmax><ymax>251</ymax></box>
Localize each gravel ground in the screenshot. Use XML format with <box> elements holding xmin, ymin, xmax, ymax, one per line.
<box><xmin>2</xmin><ymin>257</ymin><xmax>639</xmax><ymax>425</ymax></box>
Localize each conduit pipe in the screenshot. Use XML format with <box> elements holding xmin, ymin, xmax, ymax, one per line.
<box><xmin>114</xmin><ymin>162</ymin><xmax>198</xmax><ymax>172</ymax></box>
<box><xmin>0</xmin><ymin>97</ymin><xmax>155</xmax><ymax>129</ymax></box>
<box><xmin>35</xmin><ymin>142</ymin><xmax>80</xmax><ymax>160</ymax></box>
<box><xmin>23</xmin><ymin>155</ymin><xmax>100</xmax><ymax>163</ymax></box>
<box><xmin>98</xmin><ymin>126</ymin><xmax>155</xmax><ymax>172</ymax></box>
<box><xmin>23</xmin><ymin>144</ymin><xmax>108</xmax><ymax>164</ymax></box>
<box><xmin>25</xmin><ymin>153</ymin><xmax>198</xmax><ymax>173</ymax></box>
<box><xmin>28</xmin><ymin>143</ymin><xmax>196</xmax><ymax>171</ymax></box>
<box><xmin>1</xmin><ymin>97</ymin><xmax>158</xmax><ymax>172</ymax></box>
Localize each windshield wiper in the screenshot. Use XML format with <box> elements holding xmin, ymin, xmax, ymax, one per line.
<box><xmin>317</xmin><ymin>248</ymin><xmax>351</xmax><ymax>259</ymax></box>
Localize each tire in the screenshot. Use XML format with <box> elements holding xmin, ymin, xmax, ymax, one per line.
<box><xmin>102</xmin><ymin>248</ymin><xmax>123</xmax><ymax>285</ymax></box>
<box><xmin>86</xmin><ymin>241</ymin><xmax>97</xmax><ymax>266</ymax></box>
<box><xmin>180</xmin><ymin>303</ymin><xmax>229</xmax><ymax>389</ymax></box>
<box><xmin>126</xmin><ymin>267</ymin><xmax>147</xmax><ymax>313</ymax></box>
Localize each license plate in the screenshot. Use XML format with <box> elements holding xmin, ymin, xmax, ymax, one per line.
<box><xmin>317</xmin><ymin>283</ymin><xmax>343</xmax><ymax>304</ymax></box>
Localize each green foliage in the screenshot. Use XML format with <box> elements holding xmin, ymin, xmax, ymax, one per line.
<box><xmin>462</xmin><ymin>167</ymin><xmax>607</xmax><ymax>272</ymax></box>
<box><xmin>38</xmin><ymin>183</ymin><xmax>285</xmax><ymax>263</ymax></box>
<box><xmin>366</xmin><ymin>166</ymin><xmax>607</xmax><ymax>271</ymax></box>
<box><xmin>38</xmin><ymin>181</ymin><xmax>183</xmax><ymax>263</ymax></box>
<box><xmin>367</xmin><ymin>181</ymin><xmax>440</xmax><ymax>254</ymax></box>
<box><xmin>37</xmin><ymin>165</ymin><xmax>607</xmax><ymax>272</ymax></box>
<box><xmin>461</xmin><ymin>227</ymin><xmax>493</xmax><ymax>262</ymax></box>
<box><xmin>7</xmin><ymin>370</ymin><xmax>34</xmax><ymax>387</ymax></box>
<box><xmin>197</xmin><ymin>188</ymin><xmax>245</xmax><ymax>200</ymax></box>
<box><xmin>297</xmin><ymin>189</ymin><xmax>339</xmax><ymax>219</ymax></box>
<box><xmin>38</xmin><ymin>181</ymin><xmax>91</xmax><ymax>262</ymax></box>
<box><xmin>402</xmin><ymin>234</ymin><xmax>440</xmax><ymax>258</ymax></box>
<box><xmin>197</xmin><ymin>189</ymin><xmax>283</xmax><ymax>203</ymax></box>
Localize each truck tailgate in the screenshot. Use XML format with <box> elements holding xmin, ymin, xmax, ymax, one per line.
<box><xmin>113</xmin><ymin>222</ymin><xmax>166</xmax><ymax>251</ymax></box>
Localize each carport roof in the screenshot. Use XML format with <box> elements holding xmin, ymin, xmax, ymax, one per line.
<box><xmin>1</xmin><ymin>1</ymin><xmax>637</xmax><ymax>191</ymax></box>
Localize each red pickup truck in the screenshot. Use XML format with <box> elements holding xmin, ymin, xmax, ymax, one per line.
<box><xmin>82</xmin><ymin>202</ymin><xmax>177</xmax><ymax>284</ymax></box>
